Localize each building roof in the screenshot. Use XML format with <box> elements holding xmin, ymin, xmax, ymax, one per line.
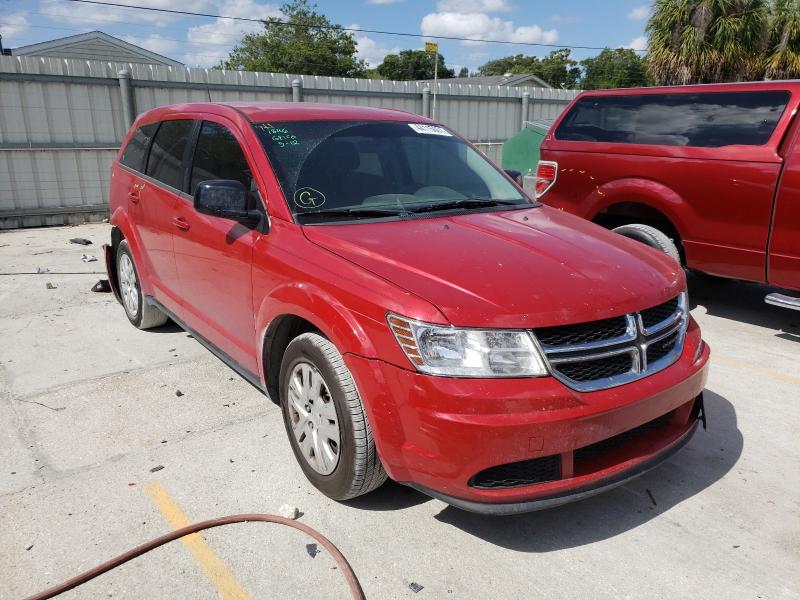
<box><xmin>12</xmin><ymin>31</ymin><xmax>183</xmax><ymax>67</ymax></box>
<box><xmin>420</xmin><ymin>73</ymin><xmax>552</xmax><ymax>88</ymax></box>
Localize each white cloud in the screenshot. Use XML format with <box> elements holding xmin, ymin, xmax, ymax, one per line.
<box><xmin>348</xmin><ymin>24</ymin><xmax>399</xmax><ymax>68</ymax></box>
<box><xmin>625</xmin><ymin>35</ymin><xmax>648</xmax><ymax>51</ymax></box>
<box><xmin>366</xmin><ymin>0</ymin><xmax>403</xmax><ymax>4</ymax></box>
<box><xmin>0</xmin><ymin>12</ymin><xmax>29</xmax><ymax>38</ymax></box>
<box><xmin>435</xmin><ymin>0</ymin><xmax>511</xmax><ymax>11</ymax></box>
<box><xmin>184</xmin><ymin>0</ymin><xmax>280</xmax><ymax>66</ymax></box>
<box><xmin>121</xmin><ymin>34</ymin><xmax>178</xmax><ymax>57</ymax></box>
<box><xmin>421</xmin><ymin>12</ymin><xmax>558</xmax><ymax>45</ymax></box>
<box><xmin>39</xmin><ymin>0</ymin><xmax>202</xmax><ymax>26</ymax></box>
<box><xmin>627</xmin><ymin>5</ymin><xmax>649</xmax><ymax>21</ymax></box>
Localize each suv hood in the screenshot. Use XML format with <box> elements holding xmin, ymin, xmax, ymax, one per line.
<box><xmin>302</xmin><ymin>207</ymin><xmax>685</xmax><ymax>328</ymax></box>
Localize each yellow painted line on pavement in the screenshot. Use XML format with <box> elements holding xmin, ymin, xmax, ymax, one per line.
<box><xmin>714</xmin><ymin>354</ymin><xmax>800</xmax><ymax>385</ymax></box>
<box><xmin>143</xmin><ymin>481</ymin><xmax>252</xmax><ymax>600</ymax></box>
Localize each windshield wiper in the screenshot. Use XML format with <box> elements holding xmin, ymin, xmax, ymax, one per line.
<box><xmin>407</xmin><ymin>197</ymin><xmax>526</xmax><ymax>214</ymax></box>
<box><xmin>298</xmin><ymin>207</ymin><xmax>409</xmax><ymax>220</ymax></box>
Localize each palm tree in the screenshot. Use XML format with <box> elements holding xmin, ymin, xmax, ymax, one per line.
<box><xmin>646</xmin><ymin>0</ymin><xmax>768</xmax><ymax>85</ymax></box>
<box><xmin>765</xmin><ymin>0</ymin><xmax>800</xmax><ymax>79</ymax></box>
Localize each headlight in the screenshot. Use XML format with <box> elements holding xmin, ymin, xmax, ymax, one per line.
<box><xmin>387</xmin><ymin>313</ymin><xmax>549</xmax><ymax>378</ymax></box>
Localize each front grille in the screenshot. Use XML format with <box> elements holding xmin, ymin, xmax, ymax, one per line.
<box><xmin>641</xmin><ymin>296</ymin><xmax>679</xmax><ymax>329</ymax></box>
<box><xmin>556</xmin><ymin>352</ymin><xmax>633</xmax><ymax>382</ymax></box>
<box><xmin>534</xmin><ymin>294</ymin><xmax>687</xmax><ymax>392</ymax></box>
<box><xmin>469</xmin><ymin>454</ymin><xmax>561</xmax><ymax>489</ymax></box>
<box><xmin>647</xmin><ymin>329</ymin><xmax>680</xmax><ymax>363</ymax></box>
<box><xmin>535</xmin><ymin>316</ymin><xmax>628</xmax><ymax>346</ymax></box>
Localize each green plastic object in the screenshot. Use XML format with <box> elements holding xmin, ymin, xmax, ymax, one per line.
<box><xmin>501</xmin><ymin>120</ymin><xmax>552</xmax><ymax>175</ymax></box>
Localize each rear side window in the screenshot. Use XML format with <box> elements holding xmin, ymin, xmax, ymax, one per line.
<box><xmin>146</xmin><ymin>119</ymin><xmax>194</xmax><ymax>191</ymax></box>
<box><xmin>119</xmin><ymin>123</ymin><xmax>157</xmax><ymax>172</ymax></box>
<box><xmin>190</xmin><ymin>122</ymin><xmax>253</xmax><ymax>195</ymax></box>
<box><xmin>555</xmin><ymin>91</ymin><xmax>790</xmax><ymax>147</ymax></box>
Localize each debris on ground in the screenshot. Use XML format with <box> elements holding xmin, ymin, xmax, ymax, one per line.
<box><xmin>31</xmin><ymin>250</ymin><xmax>54</xmax><ymax>255</ymax></box>
<box><xmin>409</xmin><ymin>582</ymin><xmax>424</xmax><ymax>593</ymax></box>
<box><xmin>26</xmin><ymin>545</ymin><xmax>33</xmax><ymax>551</ymax></box>
<box><xmin>81</xmin><ymin>254</ymin><xmax>98</xmax><ymax>263</ymax></box>
<box><xmin>278</xmin><ymin>504</ymin><xmax>301</xmax><ymax>520</ymax></box>
<box><xmin>149</xmin><ymin>465</ymin><xmax>165</xmax><ymax>473</ymax></box>
<box><xmin>37</xmin><ymin>267</ymin><xmax>50</xmax><ymax>274</ymax></box>
<box><xmin>91</xmin><ymin>280</ymin><xmax>112</xmax><ymax>293</ymax></box>
<box><xmin>306</xmin><ymin>543</ymin><xmax>319</xmax><ymax>558</ymax></box>
<box><xmin>46</xmin><ymin>282</ymin><xmax>57</xmax><ymax>290</ymax></box>
<box><xmin>69</xmin><ymin>238</ymin><xmax>92</xmax><ymax>245</ymax></box>
<box><xmin>175</xmin><ymin>390</ymin><xmax>184</xmax><ymax>397</ymax></box>
<box><xmin>646</xmin><ymin>489</ymin><xmax>657</xmax><ymax>507</ymax></box>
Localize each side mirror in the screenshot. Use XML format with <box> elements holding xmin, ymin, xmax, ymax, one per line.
<box><xmin>504</xmin><ymin>169</ymin><xmax>523</xmax><ymax>185</ymax></box>
<box><xmin>194</xmin><ymin>180</ymin><xmax>260</xmax><ymax>223</ymax></box>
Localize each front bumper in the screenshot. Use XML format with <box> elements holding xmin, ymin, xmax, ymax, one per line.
<box><xmin>345</xmin><ymin>319</ymin><xmax>709</xmax><ymax>513</ymax></box>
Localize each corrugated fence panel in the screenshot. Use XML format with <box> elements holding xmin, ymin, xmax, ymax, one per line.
<box><xmin>0</xmin><ymin>56</ymin><xmax>579</xmax><ymax>228</ymax></box>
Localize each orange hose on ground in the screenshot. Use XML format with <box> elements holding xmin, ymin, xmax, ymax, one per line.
<box><xmin>24</xmin><ymin>514</ymin><xmax>366</xmax><ymax>600</ymax></box>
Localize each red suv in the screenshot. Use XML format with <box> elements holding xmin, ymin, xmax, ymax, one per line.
<box><xmin>536</xmin><ymin>82</ymin><xmax>800</xmax><ymax>310</ymax></box>
<box><xmin>105</xmin><ymin>102</ymin><xmax>709</xmax><ymax>514</ymax></box>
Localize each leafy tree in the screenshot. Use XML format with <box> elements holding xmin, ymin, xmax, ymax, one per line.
<box><xmin>223</xmin><ymin>0</ymin><xmax>366</xmax><ymax>77</ymax></box>
<box><xmin>376</xmin><ymin>50</ymin><xmax>455</xmax><ymax>80</ymax></box>
<box><xmin>478</xmin><ymin>49</ymin><xmax>581</xmax><ymax>88</ymax></box>
<box><xmin>458</xmin><ymin>66</ymin><xmax>469</xmax><ymax>77</ymax></box>
<box><xmin>765</xmin><ymin>0</ymin><xmax>800</xmax><ymax>79</ymax></box>
<box><xmin>646</xmin><ymin>0</ymin><xmax>768</xmax><ymax>84</ymax></box>
<box><xmin>580</xmin><ymin>48</ymin><xmax>650</xmax><ymax>89</ymax></box>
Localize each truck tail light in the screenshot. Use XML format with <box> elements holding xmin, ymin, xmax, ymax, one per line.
<box><xmin>534</xmin><ymin>160</ymin><xmax>558</xmax><ymax>198</ymax></box>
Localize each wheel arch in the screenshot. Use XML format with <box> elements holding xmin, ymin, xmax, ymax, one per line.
<box><xmin>586</xmin><ymin>178</ymin><xmax>691</xmax><ymax>241</ymax></box>
<box><xmin>257</xmin><ymin>283</ymin><xmax>379</xmax><ymax>402</ymax></box>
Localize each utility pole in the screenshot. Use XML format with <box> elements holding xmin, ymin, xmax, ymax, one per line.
<box><xmin>425</xmin><ymin>41</ymin><xmax>439</xmax><ymax>120</ymax></box>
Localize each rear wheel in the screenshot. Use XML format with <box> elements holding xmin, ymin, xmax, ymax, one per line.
<box><xmin>280</xmin><ymin>332</ymin><xmax>387</xmax><ymax>501</ymax></box>
<box><xmin>116</xmin><ymin>240</ymin><xmax>169</xmax><ymax>329</ymax></box>
<box><xmin>612</xmin><ymin>223</ymin><xmax>681</xmax><ymax>265</ymax></box>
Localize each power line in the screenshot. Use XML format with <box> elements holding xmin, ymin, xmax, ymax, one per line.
<box><xmin>61</xmin><ymin>0</ymin><xmax>647</xmax><ymax>53</ymax></box>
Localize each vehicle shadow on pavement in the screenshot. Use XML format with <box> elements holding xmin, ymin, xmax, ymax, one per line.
<box><xmin>687</xmin><ymin>274</ymin><xmax>800</xmax><ymax>343</ymax></box>
<box><xmin>432</xmin><ymin>390</ymin><xmax>741</xmax><ymax>552</ymax></box>
<box><xmin>346</xmin><ymin>479</ymin><xmax>433</xmax><ymax>511</ymax></box>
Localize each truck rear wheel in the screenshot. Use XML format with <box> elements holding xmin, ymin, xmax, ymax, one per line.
<box><xmin>279</xmin><ymin>332</ymin><xmax>387</xmax><ymax>501</ymax></box>
<box><xmin>612</xmin><ymin>223</ymin><xmax>681</xmax><ymax>265</ymax></box>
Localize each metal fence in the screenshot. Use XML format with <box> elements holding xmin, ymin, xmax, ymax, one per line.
<box><xmin>0</xmin><ymin>55</ymin><xmax>580</xmax><ymax>228</ymax></box>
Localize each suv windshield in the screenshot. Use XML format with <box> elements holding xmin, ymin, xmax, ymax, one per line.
<box><xmin>253</xmin><ymin>120</ymin><xmax>530</xmax><ymax>223</ymax></box>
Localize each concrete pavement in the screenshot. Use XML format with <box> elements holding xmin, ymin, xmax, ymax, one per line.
<box><xmin>1</xmin><ymin>223</ymin><xmax>798</xmax><ymax>599</ymax></box>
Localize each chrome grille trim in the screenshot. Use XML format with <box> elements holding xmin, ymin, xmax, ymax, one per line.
<box><xmin>533</xmin><ymin>293</ymin><xmax>688</xmax><ymax>392</ymax></box>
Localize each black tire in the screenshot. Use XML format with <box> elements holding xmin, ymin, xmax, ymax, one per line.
<box><xmin>612</xmin><ymin>223</ymin><xmax>682</xmax><ymax>264</ymax></box>
<box><xmin>116</xmin><ymin>240</ymin><xmax>169</xmax><ymax>330</ymax></box>
<box><xmin>279</xmin><ymin>332</ymin><xmax>387</xmax><ymax>501</ymax></box>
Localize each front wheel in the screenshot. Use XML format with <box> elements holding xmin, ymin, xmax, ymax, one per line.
<box><xmin>612</xmin><ymin>223</ymin><xmax>681</xmax><ymax>265</ymax></box>
<box><xmin>280</xmin><ymin>333</ymin><xmax>387</xmax><ymax>501</ymax></box>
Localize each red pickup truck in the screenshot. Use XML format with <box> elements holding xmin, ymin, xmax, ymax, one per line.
<box><xmin>535</xmin><ymin>81</ymin><xmax>800</xmax><ymax>310</ymax></box>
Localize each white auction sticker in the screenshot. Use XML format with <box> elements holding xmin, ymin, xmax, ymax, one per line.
<box><xmin>408</xmin><ymin>123</ymin><xmax>452</xmax><ymax>136</ymax></box>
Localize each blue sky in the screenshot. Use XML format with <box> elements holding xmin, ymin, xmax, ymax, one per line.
<box><xmin>0</xmin><ymin>0</ymin><xmax>650</xmax><ymax>73</ymax></box>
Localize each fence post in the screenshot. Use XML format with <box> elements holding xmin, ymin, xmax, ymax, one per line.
<box><xmin>521</xmin><ymin>91</ymin><xmax>530</xmax><ymax>130</ymax></box>
<box><xmin>291</xmin><ymin>78</ymin><xmax>302</xmax><ymax>102</ymax></box>
<box><xmin>421</xmin><ymin>86</ymin><xmax>430</xmax><ymax>118</ymax></box>
<box><xmin>118</xmin><ymin>68</ymin><xmax>136</xmax><ymax>129</ymax></box>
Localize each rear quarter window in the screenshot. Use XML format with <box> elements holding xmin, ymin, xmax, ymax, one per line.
<box><xmin>555</xmin><ymin>90</ymin><xmax>790</xmax><ymax>148</ymax></box>
<box><xmin>119</xmin><ymin>123</ymin><xmax>158</xmax><ymax>172</ymax></box>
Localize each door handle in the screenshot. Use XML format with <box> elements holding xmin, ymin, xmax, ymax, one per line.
<box><xmin>172</xmin><ymin>216</ymin><xmax>190</xmax><ymax>231</ymax></box>
<box><xmin>127</xmin><ymin>190</ymin><xmax>140</xmax><ymax>204</ymax></box>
